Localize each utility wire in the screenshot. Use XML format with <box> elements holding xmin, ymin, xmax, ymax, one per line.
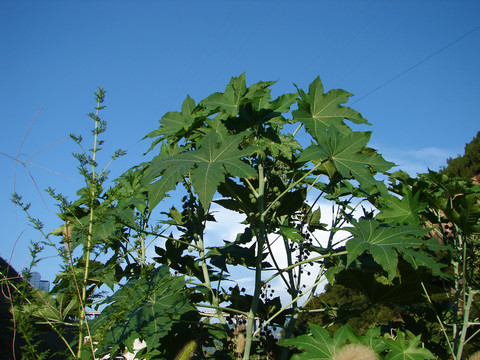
<box><xmin>338</xmin><ymin>2</ymin><xmax>425</xmax><ymax>86</ymax></box>
<box><xmin>352</xmin><ymin>23</ymin><xmax>480</xmax><ymax>105</ymax></box>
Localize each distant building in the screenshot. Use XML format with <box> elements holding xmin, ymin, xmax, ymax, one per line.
<box><xmin>29</xmin><ymin>271</ymin><xmax>50</xmax><ymax>292</ymax></box>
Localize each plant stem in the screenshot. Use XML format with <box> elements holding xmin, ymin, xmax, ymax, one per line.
<box><xmin>77</xmin><ymin>97</ymin><xmax>101</xmax><ymax>359</ymax></box>
<box><xmin>421</xmin><ymin>281</ymin><xmax>453</xmax><ymax>355</ymax></box>
<box><xmin>243</xmin><ymin>162</ymin><xmax>266</xmax><ymax>360</ymax></box>
<box><xmin>197</xmin><ymin>233</ymin><xmax>227</xmax><ymax>326</ymax></box>
<box><xmin>456</xmin><ymin>289</ymin><xmax>474</xmax><ymax>360</ymax></box>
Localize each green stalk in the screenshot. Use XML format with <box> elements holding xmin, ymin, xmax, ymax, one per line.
<box><xmin>456</xmin><ymin>288</ymin><xmax>474</xmax><ymax>360</ymax></box>
<box><xmin>421</xmin><ymin>281</ymin><xmax>453</xmax><ymax>355</ymax></box>
<box><xmin>280</xmin><ymin>261</ymin><xmax>327</xmax><ymax>360</ymax></box>
<box><xmin>199</xmin><ymin>304</ymin><xmax>249</xmax><ymax>317</ymax></box>
<box><xmin>197</xmin><ymin>233</ymin><xmax>227</xmax><ymax>326</ymax></box>
<box><xmin>140</xmin><ymin>234</ymin><xmax>146</xmax><ymax>268</ymax></box>
<box><xmin>453</xmin><ymin>232</ymin><xmax>470</xmax><ymax>360</ymax></box>
<box><xmin>279</xmin><ymin>270</ymin><xmax>310</xmax><ymax>360</ymax></box>
<box><xmin>139</xmin><ymin>217</ymin><xmax>148</xmax><ymax>268</ymax></box>
<box><xmin>452</xmin><ymin>230</ymin><xmax>462</xmax><ymax>357</ymax></box>
<box><xmin>466</xmin><ymin>324</ymin><xmax>480</xmax><ymax>344</ymax></box>
<box><xmin>77</xmin><ymin>98</ymin><xmax>101</xmax><ymax>358</ymax></box>
<box><xmin>243</xmin><ymin>162</ymin><xmax>266</xmax><ymax>360</ymax></box>
<box><xmin>271</xmin><ymin>233</ymin><xmax>298</xmax><ymax>360</ymax></box>
<box><xmin>139</xmin><ymin>211</ymin><xmax>152</xmax><ymax>268</ymax></box>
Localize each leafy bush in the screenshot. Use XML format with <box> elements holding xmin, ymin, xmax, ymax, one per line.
<box><xmin>442</xmin><ymin>131</ymin><xmax>480</xmax><ymax>179</ymax></box>
<box><xmin>4</xmin><ymin>75</ymin><xmax>479</xmax><ymax>359</ymax></box>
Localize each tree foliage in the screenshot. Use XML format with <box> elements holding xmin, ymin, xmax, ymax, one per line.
<box><xmin>442</xmin><ymin>131</ymin><xmax>480</xmax><ymax>179</ymax></box>
<box><xmin>4</xmin><ymin>75</ymin><xmax>480</xmax><ymax>360</ymax></box>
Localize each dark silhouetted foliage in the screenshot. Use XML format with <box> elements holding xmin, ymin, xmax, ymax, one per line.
<box><xmin>442</xmin><ymin>131</ymin><xmax>480</xmax><ymax>178</ymax></box>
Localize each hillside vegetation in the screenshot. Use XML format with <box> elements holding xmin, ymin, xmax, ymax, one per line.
<box><xmin>442</xmin><ymin>131</ymin><xmax>480</xmax><ymax>178</ymax></box>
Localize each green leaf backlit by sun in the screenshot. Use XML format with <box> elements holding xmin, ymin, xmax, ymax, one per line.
<box><xmin>146</xmin><ymin>130</ymin><xmax>257</xmax><ymax>208</ymax></box>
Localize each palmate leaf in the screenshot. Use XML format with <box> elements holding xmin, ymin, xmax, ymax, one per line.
<box><xmin>185</xmin><ymin>132</ymin><xmax>257</xmax><ymax>207</ymax></box>
<box><xmin>278</xmin><ymin>225</ymin><xmax>305</xmax><ymax>243</ymax></box>
<box><xmin>147</xmin><ymin>160</ymin><xmax>192</xmax><ymax>209</ymax></box>
<box><xmin>384</xmin><ymin>332</ymin><xmax>435</xmax><ymax>360</ymax></box>
<box><xmin>299</xmin><ymin>128</ymin><xmax>394</xmax><ymax>194</ymax></box>
<box><xmin>345</xmin><ymin>218</ymin><xmax>430</xmax><ymax>280</ymax></box>
<box><xmin>293</xmin><ymin>76</ymin><xmax>369</xmax><ymax>136</ymax></box>
<box><xmin>414</xmin><ymin>171</ymin><xmax>480</xmax><ymax>235</ymax></box>
<box><xmin>244</xmin><ymin>78</ymin><xmax>277</xmax><ymax>111</ymax></box>
<box><xmin>25</xmin><ymin>291</ymin><xmax>78</xmax><ymax>324</ymax></box>
<box><xmin>376</xmin><ymin>187</ymin><xmax>426</xmax><ymax>225</ymax></box>
<box><xmin>268</xmin><ymin>92</ymin><xmax>298</xmax><ymax>113</ymax></box>
<box><xmin>201</xmin><ymin>73</ymin><xmax>291</xmax><ymax>119</ymax></box>
<box><xmin>144</xmin><ymin>95</ymin><xmax>203</xmax><ymax>150</ymax></box>
<box><xmin>281</xmin><ymin>324</ymin><xmax>348</xmax><ymax>360</ymax></box>
<box><xmin>449</xmin><ymin>192</ymin><xmax>480</xmax><ymax>235</ymax></box>
<box><xmin>344</xmin><ymin>325</ymin><xmax>388</xmax><ymax>354</ymax></box>
<box><xmin>92</xmin><ymin>266</ymin><xmax>194</xmax><ymax>356</ymax></box>
<box><xmin>201</xmin><ymin>73</ymin><xmax>248</xmax><ymax>117</ymax></box>
<box><xmin>255</xmin><ymin>131</ymin><xmax>302</xmax><ymax>161</ymax></box>
<box><xmin>282</xmin><ymin>324</ymin><xmax>433</xmax><ymax>360</ymax></box>
<box><xmin>146</xmin><ymin>131</ymin><xmax>257</xmax><ymax>208</ymax></box>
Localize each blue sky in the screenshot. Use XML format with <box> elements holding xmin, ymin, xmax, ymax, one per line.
<box><xmin>1</xmin><ymin>0</ymin><xmax>479</xmax><ymax>283</ymax></box>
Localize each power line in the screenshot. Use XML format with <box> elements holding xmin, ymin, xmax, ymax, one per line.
<box><xmin>337</xmin><ymin>2</ymin><xmax>425</xmax><ymax>86</ymax></box>
<box><xmin>352</xmin><ymin>23</ymin><xmax>480</xmax><ymax>105</ymax></box>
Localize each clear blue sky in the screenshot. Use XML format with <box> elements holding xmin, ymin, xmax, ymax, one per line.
<box><xmin>1</xmin><ymin>0</ymin><xmax>479</xmax><ymax>282</ymax></box>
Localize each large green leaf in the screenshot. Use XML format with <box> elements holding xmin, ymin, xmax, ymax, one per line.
<box><xmin>268</xmin><ymin>92</ymin><xmax>298</xmax><ymax>113</ymax></box>
<box><xmin>254</xmin><ymin>131</ymin><xmax>302</xmax><ymax>161</ymax></box>
<box><xmin>278</xmin><ymin>225</ymin><xmax>305</xmax><ymax>243</ymax></box>
<box><xmin>293</xmin><ymin>76</ymin><xmax>369</xmax><ymax>136</ymax></box>
<box><xmin>345</xmin><ymin>218</ymin><xmax>430</xmax><ymax>280</ymax></box>
<box><xmin>207</xmin><ymin>229</ymin><xmax>256</xmax><ymax>271</ymax></box>
<box><xmin>92</xmin><ymin>266</ymin><xmax>194</xmax><ymax>356</ymax></box>
<box><xmin>146</xmin><ymin>131</ymin><xmax>257</xmax><ymax>208</ymax></box>
<box><xmin>376</xmin><ymin>187</ymin><xmax>426</xmax><ymax>225</ymax></box>
<box><xmin>201</xmin><ymin>73</ymin><xmax>248</xmax><ymax>117</ymax></box>
<box><xmin>281</xmin><ymin>324</ymin><xmax>346</xmax><ymax>360</ymax></box>
<box><xmin>299</xmin><ymin>129</ymin><xmax>394</xmax><ymax>194</ymax></box>
<box><xmin>449</xmin><ymin>192</ymin><xmax>480</xmax><ymax>235</ymax></box>
<box><xmin>345</xmin><ymin>326</ymin><xmax>388</xmax><ymax>354</ymax></box>
<box><xmin>384</xmin><ymin>331</ymin><xmax>435</xmax><ymax>360</ymax></box>
<box><xmin>403</xmin><ymin>171</ymin><xmax>480</xmax><ymax>235</ymax></box>
<box><xmin>244</xmin><ymin>79</ymin><xmax>276</xmax><ymax>111</ymax></box>
<box><xmin>157</xmin><ymin>95</ymin><xmax>196</xmax><ymax>136</ymax></box>
<box><xmin>24</xmin><ymin>291</ymin><xmax>78</xmax><ymax>324</ymax></box>
<box><xmin>147</xmin><ymin>160</ymin><xmax>192</xmax><ymax>209</ymax></box>
<box><xmin>144</xmin><ymin>95</ymin><xmax>203</xmax><ymax>150</ymax></box>
<box><xmin>281</xmin><ymin>325</ymin><xmax>435</xmax><ymax>360</ymax></box>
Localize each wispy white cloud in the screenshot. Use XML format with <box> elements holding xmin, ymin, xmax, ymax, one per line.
<box><xmin>204</xmin><ymin>204</ymin><xmax>246</xmax><ymax>246</ymax></box>
<box><xmin>376</xmin><ymin>145</ymin><xmax>455</xmax><ymax>176</ymax></box>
